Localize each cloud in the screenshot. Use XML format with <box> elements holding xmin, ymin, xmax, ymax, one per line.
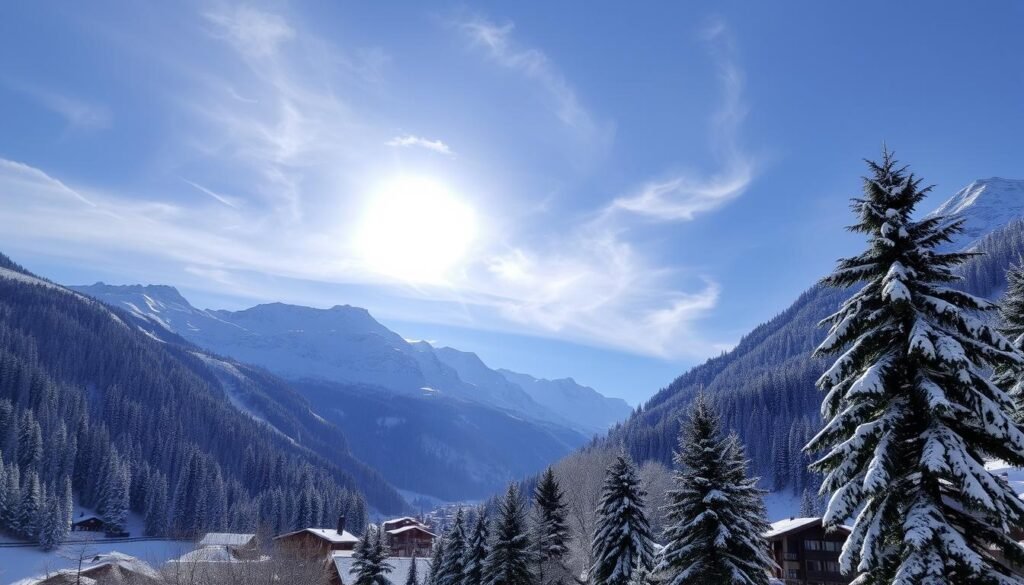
<box><xmin>181</xmin><ymin>178</ymin><xmax>240</xmax><ymax>208</ymax></box>
<box><xmin>386</xmin><ymin>135</ymin><xmax>454</xmax><ymax>157</ymax></box>
<box><xmin>203</xmin><ymin>6</ymin><xmax>294</xmax><ymax>58</ymax></box>
<box><xmin>607</xmin><ymin>17</ymin><xmax>754</xmax><ymax>222</ymax></box>
<box><xmin>5</xmin><ymin>82</ymin><xmax>111</xmax><ymax>130</ymax></box>
<box><xmin>458</xmin><ymin>17</ymin><xmax>610</xmax><ymax>145</ymax></box>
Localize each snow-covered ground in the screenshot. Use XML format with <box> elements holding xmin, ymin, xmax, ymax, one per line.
<box><xmin>0</xmin><ymin>540</ymin><xmax>192</xmax><ymax>585</ymax></box>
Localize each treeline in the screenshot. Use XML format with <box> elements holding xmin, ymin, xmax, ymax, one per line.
<box><xmin>608</xmin><ymin>217</ymin><xmax>1024</xmax><ymax>494</ymax></box>
<box><xmin>0</xmin><ymin>254</ymin><xmax>389</xmax><ymax>547</ymax></box>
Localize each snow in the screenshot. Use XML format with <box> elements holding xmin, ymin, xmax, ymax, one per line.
<box><xmin>196</xmin><ymin>533</ymin><xmax>255</xmax><ymax>547</ymax></box>
<box><xmin>926</xmin><ymin>178</ymin><xmax>1024</xmax><ymax>250</ymax></box>
<box><xmin>0</xmin><ymin>268</ymin><xmax>128</xmax><ymax>329</ymax></box>
<box><xmin>275</xmin><ymin>528</ymin><xmax>358</xmax><ymax>545</ymax></box>
<box><xmin>0</xmin><ymin>541</ymin><xmax>191</xmax><ymax>585</ymax></box>
<box><xmin>763</xmin><ymin>517</ymin><xmax>821</xmax><ymax>539</ymax></box>
<box><xmin>333</xmin><ymin>552</ymin><xmax>429</xmax><ymax>585</ymax></box>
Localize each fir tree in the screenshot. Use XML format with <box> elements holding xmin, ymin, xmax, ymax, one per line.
<box><xmin>462</xmin><ymin>508</ymin><xmax>489</xmax><ymax>585</ymax></box>
<box><xmin>591</xmin><ymin>454</ymin><xmax>653</xmax><ymax>585</ymax></box>
<box><xmin>353</xmin><ymin>524</ymin><xmax>394</xmax><ymax>585</ymax></box>
<box><xmin>656</xmin><ymin>396</ymin><xmax>771</xmax><ymax>585</ymax></box>
<box><xmin>428</xmin><ymin>535</ymin><xmax>447</xmax><ymax>585</ymax></box>
<box><xmin>439</xmin><ymin>509</ymin><xmax>467</xmax><ymax>585</ymax></box>
<box><xmin>102</xmin><ymin>457</ymin><xmax>130</xmax><ymax>533</ymax></box>
<box><xmin>19</xmin><ymin>471</ymin><xmax>41</xmax><ymax>540</ymax></box>
<box><xmin>484</xmin><ymin>484</ymin><xmax>534</xmax><ymax>585</ymax></box>
<box><xmin>532</xmin><ymin>468</ymin><xmax>570</xmax><ymax>585</ymax></box>
<box><xmin>807</xmin><ymin>150</ymin><xmax>1024</xmax><ymax>583</ymax></box>
<box><xmin>994</xmin><ymin>260</ymin><xmax>1024</xmax><ymax>423</ymax></box>
<box><xmin>406</xmin><ymin>553</ymin><xmax>421</xmax><ymax>585</ymax></box>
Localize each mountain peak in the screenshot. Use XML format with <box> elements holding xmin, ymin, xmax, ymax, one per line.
<box><xmin>926</xmin><ymin>177</ymin><xmax>1024</xmax><ymax>249</ymax></box>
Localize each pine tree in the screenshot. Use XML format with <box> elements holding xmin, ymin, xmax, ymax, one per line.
<box><xmin>439</xmin><ymin>509</ymin><xmax>467</xmax><ymax>585</ymax></box>
<box><xmin>994</xmin><ymin>261</ymin><xmax>1024</xmax><ymax>423</ymax></box>
<box><xmin>102</xmin><ymin>457</ymin><xmax>130</xmax><ymax>533</ymax></box>
<box><xmin>656</xmin><ymin>397</ymin><xmax>771</xmax><ymax>585</ymax></box>
<box><xmin>19</xmin><ymin>471</ymin><xmax>41</xmax><ymax>540</ymax></box>
<box><xmin>406</xmin><ymin>553</ymin><xmax>421</xmax><ymax>585</ymax></box>
<box><xmin>145</xmin><ymin>471</ymin><xmax>169</xmax><ymax>536</ymax></box>
<box><xmin>353</xmin><ymin>524</ymin><xmax>394</xmax><ymax>585</ymax></box>
<box><xmin>798</xmin><ymin>488</ymin><xmax>817</xmax><ymax>518</ymax></box>
<box><xmin>532</xmin><ymin>468</ymin><xmax>570</xmax><ymax>585</ymax></box>
<box><xmin>462</xmin><ymin>508</ymin><xmax>489</xmax><ymax>585</ymax></box>
<box><xmin>484</xmin><ymin>484</ymin><xmax>534</xmax><ymax>585</ymax></box>
<box><xmin>807</xmin><ymin>150</ymin><xmax>1024</xmax><ymax>583</ymax></box>
<box><xmin>591</xmin><ymin>454</ymin><xmax>653</xmax><ymax>585</ymax></box>
<box><xmin>38</xmin><ymin>493</ymin><xmax>64</xmax><ymax>550</ymax></box>
<box><xmin>428</xmin><ymin>535</ymin><xmax>447</xmax><ymax>585</ymax></box>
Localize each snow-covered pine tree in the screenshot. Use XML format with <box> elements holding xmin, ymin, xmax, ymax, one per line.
<box><xmin>994</xmin><ymin>261</ymin><xmax>1024</xmax><ymax>423</ymax></box>
<box><xmin>19</xmin><ymin>470</ymin><xmax>41</xmax><ymax>540</ymax></box>
<box><xmin>353</xmin><ymin>524</ymin><xmax>394</xmax><ymax>585</ymax></box>
<box><xmin>428</xmin><ymin>535</ymin><xmax>447</xmax><ymax>585</ymax></box>
<box><xmin>532</xmin><ymin>468</ymin><xmax>570</xmax><ymax>585</ymax></box>
<box><xmin>799</xmin><ymin>488</ymin><xmax>817</xmax><ymax>518</ymax></box>
<box><xmin>807</xmin><ymin>150</ymin><xmax>1024</xmax><ymax>583</ymax></box>
<box><xmin>462</xmin><ymin>508</ymin><xmax>489</xmax><ymax>585</ymax></box>
<box><xmin>591</xmin><ymin>454</ymin><xmax>653</xmax><ymax>585</ymax></box>
<box><xmin>406</xmin><ymin>553</ymin><xmax>421</xmax><ymax>585</ymax></box>
<box><xmin>38</xmin><ymin>491</ymin><xmax>63</xmax><ymax>550</ymax></box>
<box><xmin>144</xmin><ymin>471</ymin><xmax>169</xmax><ymax>536</ymax></box>
<box><xmin>656</xmin><ymin>396</ymin><xmax>772</xmax><ymax>585</ymax></box>
<box><xmin>102</xmin><ymin>457</ymin><xmax>130</xmax><ymax>533</ymax></box>
<box><xmin>3</xmin><ymin>461</ymin><xmax>20</xmax><ymax>533</ymax></box>
<box><xmin>439</xmin><ymin>509</ymin><xmax>467</xmax><ymax>585</ymax></box>
<box><xmin>484</xmin><ymin>484</ymin><xmax>534</xmax><ymax>585</ymax></box>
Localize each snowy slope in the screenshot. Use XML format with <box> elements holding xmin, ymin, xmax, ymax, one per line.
<box><xmin>926</xmin><ymin>178</ymin><xmax>1024</xmax><ymax>250</ymax></box>
<box><xmin>498</xmin><ymin>369</ymin><xmax>632</xmax><ymax>434</ymax></box>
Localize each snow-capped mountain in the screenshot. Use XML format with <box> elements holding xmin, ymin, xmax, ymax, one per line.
<box><xmin>926</xmin><ymin>177</ymin><xmax>1024</xmax><ymax>250</ymax></box>
<box><xmin>497</xmin><ymin>369</ymin><xmax>633</xmax><ymax>433</ymax></box>
<box><xmin>70</xmin><ymin>283</ymin><xmax>631</xmax><ymax>436</ymax></box>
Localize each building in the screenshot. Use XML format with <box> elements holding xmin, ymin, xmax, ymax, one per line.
<box><xmin>13</xmin><ymin>552</ymin><xmax>162</xmax><ymax>585</ymax></box>
<box><xmin>764</xmin><ymin>517</ymin><xmax>853</xmax><ymax>585</ymax></box>
<box><xmin>197</xmin><ymin>532</ymin><xmax>260</xmax><ymax>559</ymax></box>
<box><xmin>274</xmin><ymin>517</ymin><xmax>360</xmax><ymax>560</ymax></box>
<box><xmin>381</xmin><ymin>517</ymin><xmax>436</xmax><ymax>558</ymax></box>
<box><xmin>333</xmin><ymin>552</ymin><xmax>431</xmax><ymax>585</ymax></box>
<box><xmin>70</xmin><ymin>515</ymin><xmax>104</xmax><ymax>532</ymax></box>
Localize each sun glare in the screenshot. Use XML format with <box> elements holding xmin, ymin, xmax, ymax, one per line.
<box><xmin>355</xmin><ymin>176</ymin><xmax>478</xmax><ymax>284</ymax></box>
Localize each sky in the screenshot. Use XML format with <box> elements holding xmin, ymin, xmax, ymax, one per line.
<box><xmin>1</xmin><ymin>1</ymin><xmax>1023</xmax><ymax>405</ymax></box>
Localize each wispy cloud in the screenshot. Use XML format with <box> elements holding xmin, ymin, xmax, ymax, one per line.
<box><xmin>457</xmin><ymin>17</ymin><xmax>611</xmax><ymax>147</ymax></box>
<box><xmin>182</xmin><ymin>178</ymin><xmax>240</xmax><ymax>208</ymax></box>
<box><xmin>386</xmin><ymin>135</ymin><xmax>454</xmax><ymax>157</ymax></box>
<box><xmin>5</xmin><ymin>81</ymin><xmax>111</xmax><ymax>130</ymax></box>
<box><xmin>203</xmin><ymin>6</ymin><xmax>294</xmax><ymax>58</ymax></box>
<box><xmin>607</xmin><ymin>17</ymin><xmax>754</xmax><ymax>222</ymax></box>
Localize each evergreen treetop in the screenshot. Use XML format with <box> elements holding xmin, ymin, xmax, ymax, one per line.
<box><xmin>591</xmin><ymin>453</ymin><xmax>654</xmax><ymax>585</ymax></box>
<box><xmin>484</xmin><ymin>483</ymin><xmax>535</xmax><ymax>585</ymax></box>
<box><xmin>808</xmin><ymin>150</ymin><xmax>1024</xmax><ymax>583</ymax></box>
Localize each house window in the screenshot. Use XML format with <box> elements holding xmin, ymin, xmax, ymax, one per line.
<box><xmin>806</xmin><ymin>560</ymin><xmax>823</xmax><ymax>572</ymax></box>
<box><xmin>805</xmin><ymin>540</ymin><xmax>822</xmax><ymax>551</ymax></box>
<box><xmin>823</xmin><ymin>541</ymin><xmax>842</xmax><ymax>552</ymax></box>
<box><xmin>825</xmin><ymin>561</ymin><xmax>841</xmax><ymax>573</ymax></box>
<box><xmin>787</xmin><ymin>569</ymin><xmax>800</xmax><ymax>579</ymax></box>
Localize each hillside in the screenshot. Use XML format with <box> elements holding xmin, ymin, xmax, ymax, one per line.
<box><xmin>605</xmin><ymin>179</ymin><xmax>1024</xmax><ymax>497</ymax></box>
<box><xmin>70</xmin><ymin>285</ymin><xmax>615</xmax><ymax>499</ymax></box>
<box><xmin>0</xmin><ymin>252</ymin><xmax>406</xmax><ymax>549</ymax></box>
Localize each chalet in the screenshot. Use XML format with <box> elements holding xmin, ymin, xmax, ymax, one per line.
<box><xmin>274</xmin><ymin>516</ymin><xmax>359</xmax><ymax>559</ymax></box>
<box><xmin>70</xmin><ymin>515</ymin><xmax>104</xmax><ymax>532</ymax></box>
<box><xmin>382</xmin><ymin>517</ymin><xmax>436</xmax><ymax>558</ymax></box>
<box><xmin>197</xmin><ymin>532</ymin><xmax>260</xmax><ymax>559</ymax></box>
<box><xmin>333</xmin><ymin>552</ymin><xmax>430</xmax><ymax>585</ymax></box>
<box><xmin>764</xmin><ymin>517</ymin><xmax>853</xmax><ymax>585</ymax></box>
<box><xmin>14</xmin><ymin>552</ymin><xmax>162</xmax><ymax>585</ymax></box>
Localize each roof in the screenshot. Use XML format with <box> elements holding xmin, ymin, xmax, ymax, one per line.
<box><xmin>11</xmin><ymin>574</ymin><xmax>98</xmax><ymax>585</ymax></box>
<box><xmin>198</xmin><ymin>532</ymin><xmax>256</xmax><ymax>547</ymax></box>
<box><xmin>275</xmin><ymin>527</ymin><xmax>359</xmax><ymax>544</ymax></box>
<box><xmin>382</xmin><ymin>516</ymin><xmax>419</xmax><ymax>526</ymax></box>
<box><xmin>386</xmin><ymin>524</ymin><xmax>437</xmax><ymax>537</ymax></box>
<box><xmin>764</xmin><ymin>517</ymin><xmax>851</xmax><ymax>539</ymax></box>
<box><xmin>168</xmin><ymin>545</ymin><xmax>270</xmax><ymax>564</ymax></box>
<box><xmin>72</xmin><ymin>515</ymin><xmax>103</xmax><ymax>524</ymax></box>
<box><xmin>333</xmin><ymin>553</ymin><xmax>430</xmax><ymax>585</ymax></box>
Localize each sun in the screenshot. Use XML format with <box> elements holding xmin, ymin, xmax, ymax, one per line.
<box><xmin>355</xmin><ymin>176</ymin><xmax>478</xmax><ymax>284</ymax></box>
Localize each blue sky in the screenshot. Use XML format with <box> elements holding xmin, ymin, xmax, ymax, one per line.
<box><xmin>1</xmin><ymin>1</ymin><xmax>1022</xmax><ymax>404</ymax></box>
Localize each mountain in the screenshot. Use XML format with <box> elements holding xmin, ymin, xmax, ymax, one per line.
<box><xmin>0</xmin><ymin>252</ymin><xmax>406</xmax><ymax>547</ymax></box>
<box><xmin>69</xmin><ymin>286</ymin><xmax>604</xmax><ymax>499</ymax></box>
<box><xmin>926</xmin><ymin>178</ymin><xmax>1024</xmax><ymax>250</ymax></box>
<box><xmin>497</xmin><ymin>369</ymin><xmax>633</xmax><ymax>434</ymax></box>
<box><xmin>585</xmin><ymin>178</ymin><xmax>1024</xmax><ymax>500</ymax></box>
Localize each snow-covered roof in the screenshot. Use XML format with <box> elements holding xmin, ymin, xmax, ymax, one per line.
<box><xmin>168</xmin><ymin>545</ymin><xmax>270</xmax><ymax>564</ymax></box>
<box><xmin>85</xmin><ymin>552</ymin><xmax>162</xmax><ymax>580</ymax></box>
<box><xmin>198</xmin><ymin>532</ymin><xmax>256</xmax><ymax>547</ymax></box>
<box><xmin>10</xmin><ymin>574</ymin><xmax>98</xmax><ymax>585</ymax></box>
<box><xmin>386</xmin><ymin>524</ymin><xmax>437</xmax><ymax>537</ymax></box>
<box><xmin>764</xmin><ymin>517</ymin><xmax>836</xmax><ymax>539</ymax></box>
<box><xmin>275</xmin><ymin>527</ymin><xmax>359</xmax><ymax>544</ymax></box>
<box><xmin>333</xmin><ymin>552</ymin><xmax>430</xmax><ymax>585</ymax></box>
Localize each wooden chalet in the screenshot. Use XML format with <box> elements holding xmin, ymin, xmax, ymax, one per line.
<box><xmin>70</xmin><ymin>515</ymin><xmax>104</xmax><ymax>532</ymax></box>
<box><xmin>20</xmin><ymin>552</ymin><xmax>162</xmax><ymax>585</ymax></box>
<box><xmin>765</xmin><ymin>517</ymin><xmax>853</xmax><ymax>585</ymax></box>
<box><xmin>274</xmin><ymin>516</ymin><xmax>359</xmax><ymax>559</ymax></box>
<box><xmin>381</xmin><ymin>517</ymin><xmax>436</xmax><ymax>558</ymax></box>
